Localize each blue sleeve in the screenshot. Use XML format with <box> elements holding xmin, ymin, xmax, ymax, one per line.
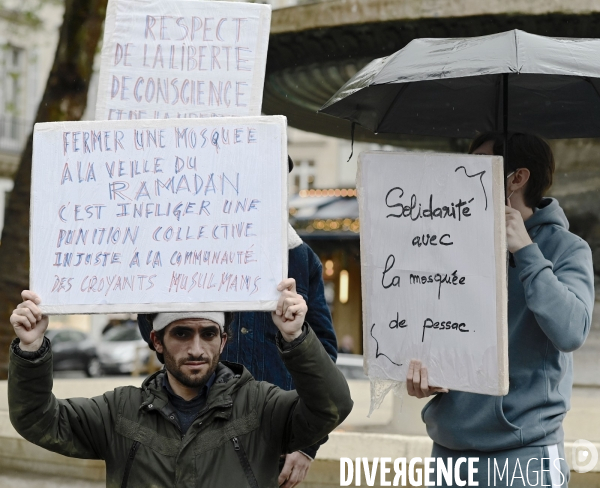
<box><xmin>515</xmin><ymin>239</ymin><xmax>595</xmax><ymax>352</ymax></box>
<box><xmin>304</xmin><ymin>245</ymin><xmax>338</xmax><ymax>362</ymax></box>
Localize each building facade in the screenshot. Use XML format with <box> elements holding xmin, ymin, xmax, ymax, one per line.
<box><xmin>288</xmin><ymin>127</ymin><xmax>397</xmax><ymax>354</ymax></box>
<box><xmin>0</xmin><ymin>0</ymin><xmax>64</xmax><ymax>233</ymax></box>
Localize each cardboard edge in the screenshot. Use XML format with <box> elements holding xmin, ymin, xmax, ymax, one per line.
<box><xmin>40</xmin><ymin>300</ymin><xmax>279</xmax><ymax>315</ymax></box>
<box><xmin>95</xmin><ymin>0</ymin><xmax>118</xmax><ymax>120</ymax></box>
<box><xmin>492</xmin><ymin>156</ymin><xmax>509</xmax><ymax>396</ymax></box>
<box><xmin>252</xmin><ymin>5</ymin><xmax>272</xmax><ymax>113</ymax></box>
<box><xmin>280</xmin><ymin>116</ymin><xmax>289</xmax><ymax>286</ymax></box>
<box><xmin>29</xmin><ymin>126</ymin><xmax>42</xmax><ymax>294</ymax></box>
<box><xmin>32</xmin><ymin>115</ymin><xmax>286</xmax><ymax>131</ymax></box>
<box><xmin>356</xmin><ymin>153</ymin><xmax>370</xmax><ymax>376</ymax></box>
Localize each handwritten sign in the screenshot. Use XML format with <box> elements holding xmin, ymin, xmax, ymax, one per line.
<box><xmin>31</xmin><ymin>116</ymin><xmax>287</xmax><ymax>314</ymax></box>
<box><xmin>358</xmin><ymin>152</ymin><xmax>508</xmax><ymax>395</ymax></box>
<box><xmin>95</xmin><ymin>0</ymin><xmax>271</xmax><ymax>121</ymax></box>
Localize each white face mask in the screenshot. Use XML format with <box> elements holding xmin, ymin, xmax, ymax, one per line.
<box><xmin>506</xmin><ymin>171</ymin><xmax>515</xmax><ymax>201</ymax></box>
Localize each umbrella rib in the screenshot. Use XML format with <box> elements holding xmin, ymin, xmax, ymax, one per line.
<box><xmin>494</xmin><ymin>30</ymin><xmax>517</xmax><ymax>133</ymax></box>
<box><xmin>514</xmin><ymin>30</ymin><xmax>519</xmax><ymax>72</ymax></box>
<box><xmin>374</xmin><ymin>83</ymin><xmax>410</xmax><ymax>133</ymax></box>
<box><xmin>494</xmin><ymin>75</ymin><xmax>502</xmax><ymax>132</ymax></box>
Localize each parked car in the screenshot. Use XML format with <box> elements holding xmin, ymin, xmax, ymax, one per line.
<box><xmin>97</xmin><ymin>325</ymin><xmax>150</xmax><ymax>375</ymax></box>
<box><xmin>336</xmin><ymin>353</ymin><xmax>368</xmax><ymax>380</ymax></box>
<box><xmin>45</xmin><ymin>328</ymin><xmax>100</xmax><ymax>377</ymax></box>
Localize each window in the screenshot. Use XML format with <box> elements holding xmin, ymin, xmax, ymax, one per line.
<box><xmin>0</xmin><ymin>178</ymin><xmax>14</xmax><ymax>236</ymax></box>
<box><xmin>0</xmin><ymin>45</ymin><xmax>26</xmax><ymax>145</ymax></box>
<box><xmin>290</xmin><ymin>159</ymin><xmax>316</xmax><ymax>194</ymax></box>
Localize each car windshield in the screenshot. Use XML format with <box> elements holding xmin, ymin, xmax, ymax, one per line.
<box><xmin>103</xmin><ymin>326</ymin><xmax>141</xmax><ymax>342</ymax></box>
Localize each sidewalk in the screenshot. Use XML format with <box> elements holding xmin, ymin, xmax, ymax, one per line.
<box><xmin>0</xmin><ymin>471</ymin><xmax>104</xmax><ymax>488</ymax></box>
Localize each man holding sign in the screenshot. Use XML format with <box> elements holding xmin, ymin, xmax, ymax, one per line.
<box><xmin>408</xmin><ymin>133</ymin><xmax>595</xmax><ymax>486</ymax></box>
<box><xmin>8</xmin><ymin>279</ymin><xmax>352</xmax><ymax>488</ymax></box>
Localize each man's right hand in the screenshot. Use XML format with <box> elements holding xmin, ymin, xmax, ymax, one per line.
<box><xmin>406</xmin><ymin>359</ymin><xmax>449</xmax><ymax>398</ymax></box>
<box><xmin>272</xmin><ymin>278</ymin><xmax>307</xmax><ymax>342</ymax></box>
<box><xmin>10</xmin><ymin>290</ymin><xmax>48</xmax><ymax>352</ymax></box>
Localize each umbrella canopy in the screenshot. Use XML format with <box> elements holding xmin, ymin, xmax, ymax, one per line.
<box><xmin>319</xmin><ymin>30</ymin><xmax>600</xmax><ymax>139</ymax></box>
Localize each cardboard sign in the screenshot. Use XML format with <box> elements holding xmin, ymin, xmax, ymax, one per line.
<box><xmin>358</xmin><ymin>152</ymin><xmax>508</xmax><ymax>395</ymax></box>
<box><xmin>31</xmin><ymin>116</ymin><xmax>287</xmax><ymax>314</ymax></box>
<box><xmin>96</xmin><ymin>0</ymin><xmax>271</xmax><ymax>121</ymax></box>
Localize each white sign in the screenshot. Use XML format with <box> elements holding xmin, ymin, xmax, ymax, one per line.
<box><xmin>96</xmin><ymin>0</ymin><xmax>271</xmax><ymax>121</ymax></box>
<box><xmin>358</xmin><ymin>152</ymin><xmax>508</xmax><ymax>395</ymax></box>
<box><xmin>31</xmin><ymin>116</ymin><xmax>288</xmax><ymax>314</ymax></box>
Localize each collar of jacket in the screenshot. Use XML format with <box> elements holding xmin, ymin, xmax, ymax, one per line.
<box><xmin>288</xmin><ymin>223</ymin><xmax>303</xmax><ymax>250</ymax></box>
<box><xmin>137</xmin><ymin>361</ymin><xmax>253</xmax><ymax>416</ymax></box>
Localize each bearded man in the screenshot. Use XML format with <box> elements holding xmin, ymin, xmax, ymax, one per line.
<box><xmin>8</xmin><ymin>279</ymin><xmax>353</xmax><ymax>487</ymax></box>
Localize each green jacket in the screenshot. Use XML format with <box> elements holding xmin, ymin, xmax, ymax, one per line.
<box><xmin>9</xmin><ymin>327</ymin><xmax>353</xmax><ymax>487</ymax></box>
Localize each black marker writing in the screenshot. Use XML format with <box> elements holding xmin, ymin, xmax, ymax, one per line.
<box><xmin>389</xmin><ymin>312</ymin><xmax>407</xmax><ymax>329</ymax></box>
<box><xmin>370</xmin><ymin>323</ymin><xmax>402</xmax><ymax>367</ymax></box>
<box><xmin>386</xmin><ymin>188</ymin><xmax>474</xmax><ymax>222</ymax></box>
<box><xmin>422</xmin><ymin>318</ymin><xmax>469</xmax><ymax>342</ymax></box>
<box><xmin>455</xmin><ymin>166</ymin><xmax>487</xmax><ymax>210</ymax></box>
<box><xmin>381</xmin><ymin>254</ymin><xmax>400</xmax><ymax>289</ymax></box>
<box><xmin>409</xmin><ymin>271</ymin><xmax>466</xmax><ymax>299</ymax></box>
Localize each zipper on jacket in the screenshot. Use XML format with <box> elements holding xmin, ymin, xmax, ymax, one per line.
<box><xmin>120</xmin><ymin>440</ymin><xmax>140</xmax><ymax>488</ymax></box>
<box><xmin>231</xmin><ymin>437</ymin><xmax>259</xmax><ymax>488</ymax></box>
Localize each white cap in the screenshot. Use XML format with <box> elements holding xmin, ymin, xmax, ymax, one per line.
<box><xmin>153</xmin><ymin>312</ymin><xmax>225</xmax><ymax>332</ymax></box>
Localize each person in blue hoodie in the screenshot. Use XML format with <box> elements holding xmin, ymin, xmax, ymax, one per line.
<box><xmin>406</xmin><ymin>133</ymin><xmax>595</xmax><ymax>487</ymax></box>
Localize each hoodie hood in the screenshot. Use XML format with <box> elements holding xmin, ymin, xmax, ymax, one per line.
<box><xmin>525</xmin><ymin>198</ymin><xmax>569</xmax><ymax>235</ymax></box>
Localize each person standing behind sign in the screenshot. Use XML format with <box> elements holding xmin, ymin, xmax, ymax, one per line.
<box><xmin>406</xmin><ymin>133</ymin><xmax>595</xmax><ymax>486</ymax></box>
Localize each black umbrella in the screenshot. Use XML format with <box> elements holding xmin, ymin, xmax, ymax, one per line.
<box><xmin>319</xmin><ymin>29</ymin><xmax>600</xmax><ymax>141</ymax></box>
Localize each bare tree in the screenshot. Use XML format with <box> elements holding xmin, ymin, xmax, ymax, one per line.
<box><xmin>0</xmin><ymin>0</ymin><xmax>108</xmax><ymax>377</ymax></box>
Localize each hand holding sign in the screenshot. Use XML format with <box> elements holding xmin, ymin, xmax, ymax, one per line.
<box><xmin>272</xmin><ymin>278</ymin><xmax>306</xmax><ymax>342</ymax></box>
<box><xmin>405</xmin><ymin>360</ymin><xmax>448</xmax><ymax>398</ymax></box>
<box><xmin>505</xmin><ymin>203</ymin><xmax>533</xmax><ymax>253</ymax></box>
<box><xmin>10</xmin><ymin>291</ymin><xmax>48</xmax><ymax>352</ymax></box>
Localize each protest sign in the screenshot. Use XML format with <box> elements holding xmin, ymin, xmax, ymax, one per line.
<box><xmin>30</xmin><ymin>116</ymin><xmax>287</xmax><ymax>314</ymax></box>
<box><xmin>358</xmin><ymin>152</ymin><xmax>508</xmax><ymax>395</ymax></box>
<box><xmin>95</xmin><ymin>0</ymin><xmax>271</xmax><ymax>121</ymax></box>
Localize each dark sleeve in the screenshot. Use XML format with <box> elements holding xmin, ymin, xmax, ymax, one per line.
<box><xmin>266</xmin><ymin>326</ymin><xmax>352</xmax><ymax>454</ymax></box>
<box><xmin>299</xmin><ymin>439</ymin><xmax>324</xmax><ymax>459</ymax></box>
<box><xmin>304</xmin><ymin>244</ymin><xmax>338</xmax><ymax>362</ymax></box>
<box><xmin>8</xmin><ymin>339</ymin><xmax>114</xmax><ymax>460</ymax></box>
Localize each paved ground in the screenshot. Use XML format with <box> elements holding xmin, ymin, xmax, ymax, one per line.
<box><xmin>0</xmin><ymin>471</ymin><xmax>104</xmax><ymax>488</ymax></box>
<box><xmin>573</xmin><ymin>330</ymin><xmax>600</xmax><ymax>387</ymax></box>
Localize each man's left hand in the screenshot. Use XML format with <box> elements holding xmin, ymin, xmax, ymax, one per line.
<box><xmin>272</xmin><ymin>278</ymin><xmax>307</xmax><ymax>342</ymax></box>
<box><xmin>505</xmin><ymin>204</ymin><xmax>533</xmax><ymax>253</ymax></box>
<box><xmin>278</xmin><ymin>451</ymin><xmax>312</xmax><ymax>488</ymax></box>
